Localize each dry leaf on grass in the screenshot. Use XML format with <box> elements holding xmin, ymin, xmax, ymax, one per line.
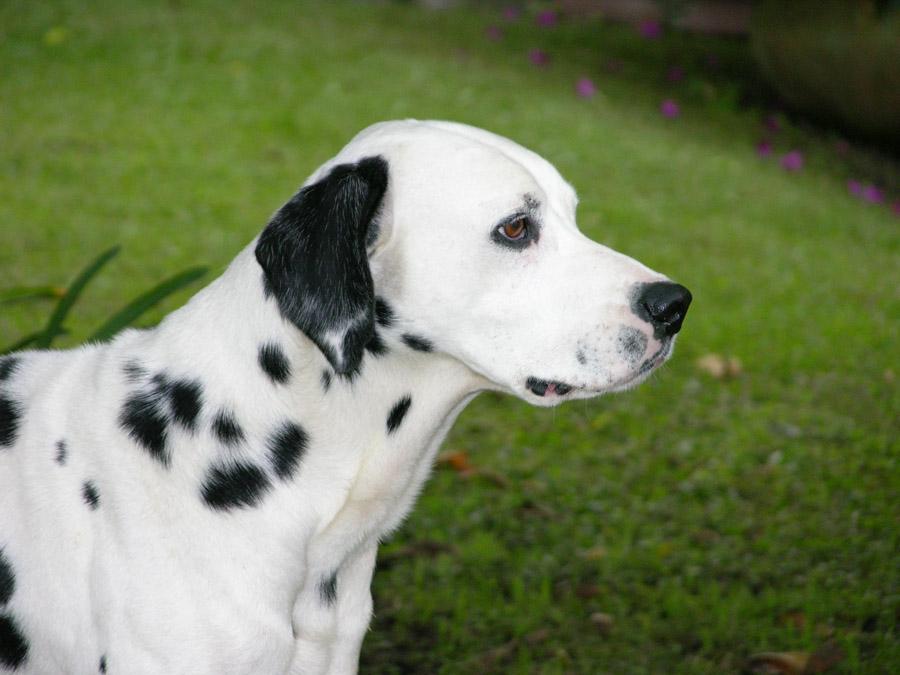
<box><xmin>696</xmin><ymin>353</ymin><xmax>743</xmax><ymax>379</ymax></box>
<box><xmin>746</xmin><ymin>651</ymin><xmax>810</xmax><ymax>674</ymax></box>
<box><xmin>580</xmin><ymin>545</ymin><xmax>608</xmax><ymax>560</ymax></box>
<box><xmin>747</xmin><ymin>642</ymin><xmax>844</xmax><ymax>674</ymax></box>
<box><xmin>377</xmin><ymin>540</ymin><xmax>458</xmax><ymax>570</ymax></box>
<box><xmin>436</xmin><ymin>451</ymin><xmax>510</xmax><ymax>487</ymax></box>
<box><xmin>477</xmin><ymin>628</ymin><xmax>552</xmax><ymax>668</ymax></box>
<box><xmin>590</xmin><ymin>612</ymin><xmax>614</xmax><ymax>635</ymax></box>
<box><xmin>438</xmin><ymin>450</ymin><xmax>474</xmax><ymax>474</ymax></box>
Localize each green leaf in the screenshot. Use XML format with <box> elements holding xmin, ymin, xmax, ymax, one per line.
<box><xmin>0</xmin><ymin>285</ymin><xmax>65</xmax><ymax>304</ymax></box>
<box><xmin>34</xmin><ymin>246</ymin><xmax>120</xmax><ymax>349</ymax></box>
<box><xmin>87</xmin><ymin>266</ymin><xmax>208</xmax><ymax>342</ymax></box>
<box><xmin>1</xmin><ymin>330</ymin><xmax>45</xmax><ymax>356</ymax></box>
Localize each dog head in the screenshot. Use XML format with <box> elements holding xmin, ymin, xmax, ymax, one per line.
<box><xmin>256</xmin><ymin>120</ymin><xmax>691</xmax><ymax>405</ymax></box>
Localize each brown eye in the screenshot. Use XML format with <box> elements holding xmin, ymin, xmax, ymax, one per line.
<box><xmin>501</xmin><ymin>217</ymin><xmax>528</xmax><ymax>240</ymax></box>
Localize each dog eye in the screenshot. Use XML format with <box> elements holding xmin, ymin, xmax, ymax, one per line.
<box><xmin>499</xmin><ymin>217</ymin><xmax>529</xmax><ymax>241</ymax></box>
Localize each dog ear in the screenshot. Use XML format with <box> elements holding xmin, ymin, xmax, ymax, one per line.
<box><xmin>256</xmin><ymin>155</ymin><xmax>388</xmax><ymax>376</ymax></box>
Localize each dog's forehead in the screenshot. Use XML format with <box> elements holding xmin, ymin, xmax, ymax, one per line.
<box><xmin>336</xmin><ymin>120</ymin><xmax>578</xmax><ymax>214</ymax></box>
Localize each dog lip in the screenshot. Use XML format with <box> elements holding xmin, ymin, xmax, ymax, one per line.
<box><xmin>525</xmin><ymin>377</ymin><xmax>573</xmax><ymax>397</ymax></box>
<box><xmin>533</xmin><ymin>339</ymin><xmax>675</xmax><ymax>398</ymax></box>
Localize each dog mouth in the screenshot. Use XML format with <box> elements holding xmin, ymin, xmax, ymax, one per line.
<box><xmin>525</xmin><ymin>377</ymin><xmax>574</xmax><ymax>397</ymax></box>
<box><xmin>525</xmin><ymin>339</ymin><xmax>674</xmax><ymax>399</ymax></box>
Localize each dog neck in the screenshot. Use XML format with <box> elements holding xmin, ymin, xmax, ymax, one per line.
<box><xmin>126</xmin><ymin>244</ymin><xmax>483</xmax><ymax>584</ymax></box>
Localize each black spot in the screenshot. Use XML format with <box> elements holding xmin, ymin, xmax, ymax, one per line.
<box><xmin>55</xmin><ymin>440</ymin><xmax>67</xmax><ymax>465</ymax></box>
<box><xmin>616</xmin><ymin>326</ymin><xmax>648</xmax><ymax>366</ymax></box>
<box><xmin>374</xmin><ymin>298</ymin><xmax>395</xmax><ymax>328</ymax></box>
<box><xmin>267</xmin><ymin>422</ymin><xmax>308</xmax><ymax>480</ymax></box>
<box><xmin>0</xmin><ymin>357</ymin><xmax>19</xmax><ymax>382</ymax></box>
<box><xmin>0</xmin><ymin>614</ymin><xmax>28</xmax><ymax>669</ymax></box>
<box><xmin>386</xmin><ymin>396</ymin><xmax>412</xmax><ymax>434</ymax></box>
<box><xmin>201</xmin><ymin>463</ymin><xmax>272</xmax><ymax>511</ymax></box>
<box><xmin>212</xmin><ymin>409</ymin><xmax>244</xmax><ymax>447</ymax></box>
<box><xmin>99</xmin><ymin>654</ymin><xmax>107</xmax><ymax>673</ymax></box>
<box><xmin>0</xmin><ymin>397</ymin><xmax>22</xmax><ymax>449</ymax></box>
<box><xmin>318</xmin><ymin>572</ymin><xmax>337</xmax><ymax>606</ymax></box>
<box><xmin>119</xmin><ymin>389</ymin><xmax>169</xmax><ymax>466</ymax></box>
<box><xmin>576</xmin><ymin>349</ymin><xmax>587</xmax><ymax>366</ymax></box>
<box><xmin>0</xmin><ymin>549</ymin><xmax>14</xmax><ymax>605</ymax></box>
<box><xmin>401</xmin><ymin>334</ymin><xmax>433</xmax><ymax>353</ymax></box>
<box><xmin>258</xmin><ymin>343</ymin><xmax>291</xmax><ymax>385</ymax></box>
<box><xmin>82</xmin><ymin>481</ymin><xmax>100</xmax><ymax>510</ymax></box>
<box><xmin>321</xmin><ymin>370</ymin><xmax>332</xmax><ymax>393</ymax></box>
<box><xmin>168</xmin><ymin>379</ymin><xmax>203</xmax><ymax>432</ymax></box>
<box><xmin>365</xmin><ymin>331</ymin><xmax>388</xmax><ymax>357</ymax></box>
<box><xmin>122</xmin><ymin>360</ymin><xmax>147</xmax><ymax>382</ymax></box>
<box><xmin>254</xmin><ymin>156</ymin><xmax>388</xmax><ymax>377</ymax></box>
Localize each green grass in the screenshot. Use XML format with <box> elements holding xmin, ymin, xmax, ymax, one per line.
<box><xmin>1</xmin><ymin>1</ymin><xmax>898</xmax><ymax>672</ymax></box>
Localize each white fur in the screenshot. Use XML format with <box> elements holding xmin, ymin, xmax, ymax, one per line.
<box><xmin>0</xmin><ymin>120</ymin><xmax>677</xmax><ymax>674</ymax></box>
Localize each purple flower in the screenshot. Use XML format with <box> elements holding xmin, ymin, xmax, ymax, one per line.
<box><xmin>502</xmin><ymin>6</ymin><xmax>521</xmax><ymax>21</ymax></box>
<box><xmin>847</xmin><ymin>179</ymin><xmax>863</xmax><ymax>197</ymax></box>
<box><xmin>529</xmin><ymin>49</ymin><xmax>550</xmax><ymax>66</ymax></box>
<box><xmin>756</xmin><ymin>140</ymin><xmax>772</xmax><ymax>158</ymax></box>
<box><xmin>666</xmin><ymin>65</ymin><xmax>685</xmax><ymax>82</ymax></box>
<box><xmin>536</xmin><ymin>10</ymin><xmax>558</xmax><ymax>27</ymax></box>
<box><xmin>861</xmin><ymin>184</ymin><xmax>884</xmax><ymax>204</ymax></box>
<box><xmin>780</xmin><ymin>150</ymin><xmax>804</xmax><ymax>172</ymax></box>
<box><xmin>638</xmin><ymin>20</ymin><xmax>663</xmax><ymax>40</ymax></box>
<box><xmin>660</xmin><ymin>99</ymin><xmax>680</xmax><ymax>118</ymax></box>
<box><xmin>763</xmin><ymin>114</ymin><xmax>781</xmax><ymax>133</ymax></box>
<box><xmin>485</xmin><ymin>25</ymin><xmax>503</xmax><ymax>41</ymax></box>
<box><xmin>576</xmin><ymin>77</ymin><xmax>597</xmax><ymax>98</ymax></box>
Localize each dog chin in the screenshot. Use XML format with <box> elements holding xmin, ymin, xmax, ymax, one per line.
<box><xmin>518</xmin><ymin>339</ymin><xmax>676</xmax><ymax>406</ymax></box>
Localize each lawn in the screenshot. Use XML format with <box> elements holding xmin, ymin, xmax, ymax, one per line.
<box><xmin>1</xmin><ymin>1</ymin><xmax>897</xmax><ymax>672</ymax></box>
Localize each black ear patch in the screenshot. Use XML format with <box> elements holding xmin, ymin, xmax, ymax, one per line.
<box><xmin>256</xmin><ymin>156</ymin><xmax>389</xmax><ymax>377</ymax></box>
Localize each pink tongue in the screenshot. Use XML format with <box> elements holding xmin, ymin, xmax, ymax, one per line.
<box><xmin>546</xmin><ymin>382</ymin><xmax>557</xmax><ymax>395</ymax></box>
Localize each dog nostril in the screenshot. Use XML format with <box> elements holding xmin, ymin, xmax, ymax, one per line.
<box><xmin>633</xmin><ymin>282</ymin><xmax>692</xmax><ymax>338</ymax></box>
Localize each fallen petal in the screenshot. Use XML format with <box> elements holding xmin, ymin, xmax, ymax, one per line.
<box><xmin>576</xmin><ymin>77</ymin><xmax>597</xmax><ymax>98</ymax></box>
<box><xmin>536</xmin><ymin>10</ymin><xmax>558</xmax><ymax>27</ymax></box>
<box><xmin>756</xmin><ymin>139</ymin><xmax>773</xmax><ymax>158</ymax></box>
<box><xmin>502</xmin><ymin>6</ymin><xmax>521</xmax><ymax>21</ymax></box>
<box><xmin>485</xmin><ymin>25</ymin><xmax>503</xmax><ymax>41</ymax></box>
<box><xmin>861</xmin><ymin>184</ymin><xmax>884</xmax><ymax>203</ymax></box>
<box><xmin>847</xmin><ymin>179</ymin><xmax>863</xmax><ymax>196</ymax></box>
<box><xmin>660</xmin><ymin>99</ymin><xmax>680</xmax><ymax>118</ymax></box>
<box><xmin>638</xmin><ymin>19</ymin><xmax>663</xmax><ymax>39</ymax></box>
<box><xmin>780</xmin><ymin>150</ymin><xmax>804</xmax><ymax>172</ymax></box>
<box><xmin>529</xmin><ymin>48</ymin><xmax>550</xmax><ymax>66</ymax></box>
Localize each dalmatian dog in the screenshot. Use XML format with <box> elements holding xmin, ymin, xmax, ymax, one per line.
<box><xmin>0</xmin><ymin>120</ymin><xmax>691</xmax><ymax>674</ymax></box>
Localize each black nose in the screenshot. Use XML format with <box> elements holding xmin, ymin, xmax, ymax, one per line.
<box><xmin>633</xmin><ymin>282</ymin><xmax>692</xmax><ymax>338</ymax></box>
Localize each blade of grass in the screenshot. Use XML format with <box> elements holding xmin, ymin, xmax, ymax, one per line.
<box><xmin>87</xmin><ymin>266</ymin><xmax>208</xmax><ymax>342</ymax></box>
<box><xmin>1</xmin><ymin>330</ymin><xmax>46</xmax><ymax>355</ymax></box>
<box><xmin>0</xmin><ymin>285</ymin><xmax>65</xmax><ymax>304</ymax></box>
<box><xmin>34</xmin><ymin>246</ymin><xmax>120</xmax><ymax>349</ymax></box>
